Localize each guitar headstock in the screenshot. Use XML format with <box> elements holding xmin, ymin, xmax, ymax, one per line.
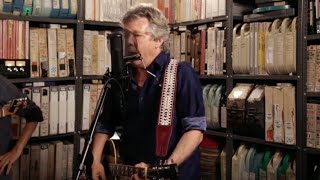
<box><xmin>2</xmin><ymin>97</ymin><xmax>28</xmax><ymax>116</ymax></box>
<box><xmin>146</xmin><ymin>164</ymin><xmax>179</xmax><ymax>180</ymax></box>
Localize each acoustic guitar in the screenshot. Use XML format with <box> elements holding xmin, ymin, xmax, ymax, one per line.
<box><xmin>83</xmin><ymin>139</ymin><xmax>179</xmax><ymax>180</ymax></box>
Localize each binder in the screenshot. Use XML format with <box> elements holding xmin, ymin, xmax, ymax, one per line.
<box><xmin>202</xmin><ymin>84</ymin><xmax>212</xmax><ymax>127</ymax></box>
<box><xmin>267</xmin><ymin>151</ymin><xmax>283</xmax><ymax>180</ymax></box>
<box><xmin>220</xmin><ymin>147</ymin><xmax>227</xmax><ymax>180</ymax></box>
<box><xmin>59</xmin><ymin>0</ymin><xmax>69</xmax><ymax>17</ymax></box>
<box><xmin>249</xmin><ymin>151</ymin><xmax>264</xmax><ymax>180</ymax></box>
<box><xmin>207</xmin><ymin>84</ymin><xmax>218</xmax><ymax>129</ymax></box>
<box><xmin>85</xmin><ymin>0</ymin><xmax>94</xmax><ymax>20</ymax></box>
<box><xmin>307</xmin><ymin>103</ymin><xmax>317</xmax><ymax>148</ymax></box>
<box><xmin>57</xmin><ymin>28</ymin><xmax>68</xmax><ymax>77</ymax></box>
<box><xmin>277</xmin><ymin>18</ymin><xmax>292</xmax><ymax>74</ymax></box>
<box><xmin>66</xmin><ymin>28</ymin><xmax>75</xmax><ymax>76</ymax></box>
<box><xmin>259</xmin><ymin>150</ymin><xmax>273</xmax><ymax>180</ymax></box>
<box><xmin>39</xmin><ymin>143</ymin><xmax>49</xmax><ymax>179</ymax></box>
<box><xmin>243</xmin><ymin>147</ymin><xmax>256</xmax><ymax>179</ymax></box>
<box><xmin>48</xmin><ymin>28</ymin><xmax>58</xmax><ymax>77</ymax></box>
<box><xmin>40</xmin><ymin>87</ymin><xmax>49</xmax><ymax>136</ymax></box>
<box><xmin>265</xmin><ymin>19</ymin><xmax>278</xmax><ymax>75</ymax></box>
<box><xmin>82</xmin><ymin>84</ymin><xmax>90</xmax><ymax>130</ymax></box>
<box><xmin>48</xmin><ymin>143</ymin><xmax>55</xmax><ymax>180</ymax></box>
<box><xmin>249</xmin><ymin>23</ymin><xmax>257</xmax><ymax>75</ymax></box>
<box><xmin>54</xmin><ymin>141</ymin><xmax>64</xmax><ymax>180</ymax></box>
<box><xmin>66</xmin><ymin>142</ymin><xmax>74</xmax><ymax>179</ymax></box>
<box><xmin>240</xmin><ymin>23</ymin><xmax>250</xmax><ymax>74</ymax></box>
<box><xmin>213</xmin><ymin>85</ymin><xmax>224</xmax><ymax>128</ymax></box>
<box><xmin>58</xmin><ymin>86</ymin><xmax>67</xmax><ymax>134</ymax></box>
<box><xmin>277</xmin><ymin>154</ymin><xmax>291</xmax><ymax>179</ymax></box>
<box><xmin>97</xmin><ymin>34</ymin><xmax>106</xmax><ymax>75</ymax></box>
<box><xmin>49</xmin><ymin>86</ymin><xmax>59</xmax><ymax>135</ymax></box>
<box><xmin>267</xmin><ymin>19</ymin><xmax>282</xmax><ymax>74</ymax></box>
<box><xmin>83</xmin><ymin>30</ymin><xmax>93</xmax><ymax>75</ymax></box>
<box><xmin>227</xmin><ymin>83</ymin><xmax>254</xmax><ymax>134</ymax></box>
<box><xmin>40</xmin><ymin>0</ymin><xmax>52</xmax><ymax>17</ymax></box>
<box><xmin>265</xmin><ymin>86</ymin><xmax>274</xmax><ymax>142</ymax></box>
<box><xmin>62</xmin><ymin>142</ymin><xmax>68</xmax><ymax>179</ymax></box>
<box><xmin>283</xmin><ymin>85</ymin><xmax>296</xmax><ymax>145</ymax></box>
<box><xmin>50</xmin><ymin>0</ymin><xmax>60</xmax><ymax>18</ymax></box>
<box><xmin>32</xmin><ymin>0</ymin><xmax>41</xmax><ymax>16</ymax></box>
<box><xmin>316</xmin><ymin>104</ymin><xmax>320</xmax><ymax>149</ymax></box>
<box><xmin>31</xmin><ymin>87</ymin><xmax>41</xmax><ymax>137</ymax></box>
<box><xmin>39</xmin><ymin>28</ymin><xmax>49</xmax><ymax>77</ymax></box>
<box><xmin>22</xmin><ymin>0</ymin><xmax>32</xmax><ymax>16</ymax></box>
<box><xmin>20</xmin><ymin>146</ymin><xmax>31</xmax><ymax>180</ymax></box>
<box><xmin>12</xmin><ymin>0</ymin><xmax>24</xmax><ymax>15</ymax></box>
<box><xmin>273</xmin><ymin>86</ymin><xmax>284</xmax><ymax>143</ymax></box>
<box><xmin>0</xmin><ymin>0</ymin><xmax>3</xmax><ymax>13</ymax></box>
<box><xmin>284</xmin><ymin>17</ymin><xmax>297</xmax><ymax>74</ymax></box>
<box><xmin>286</xmin><ymin>160</ymin><xmax>296</xmax><ymax>180</ymax></box>
<box><xmin>68</xmin><ymin>0</ymin><xmax>77</xmax><ymax>18</ymax></box>
<box><xmin>67</xmin><ymin>85</ymin><xmax>75</xmax><ymax>133</ymax></box>
<box><xmin>246</xmin><ymin>85</ymin><xmax>265</xmax><ymax>138</ymax></box>
<box><xmin>232</xmin><ymin>23</ymin><xmax>242</xmax><ymax>74</ymax></box>
<box><xmin>30</xmin><ymin>144</ymin><xmax>40</xmax><ymax>180</ymax></box>
<box><xmin>232</xmin><ymin>144</ymin><xmax>248</xmax><ymax>180</ymax></box>
<box><xmin>29</xmin><ymin>28</ymin><xmax>40</xmax><ymax>78</ymax></box>
<box><xmin>3</xmin><ymin>0</ymin><xmax>13</xmax><ymax>13</ymax></box>
<box><xmin>207</xmin><ymin>27</ymin><xmax>218</xmax><ymax>75</ymax></box>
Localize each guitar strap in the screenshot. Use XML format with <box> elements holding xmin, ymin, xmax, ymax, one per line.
<box><xmin>156</xmin><ymin>59</ymin><xmax>178</xmax><ymax>157</ymax></box>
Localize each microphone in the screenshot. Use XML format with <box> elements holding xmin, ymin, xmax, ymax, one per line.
<box><xmin>108</xmin><ymin>31</ymin><xmax>141</xmax><ymax>79</ymax></box>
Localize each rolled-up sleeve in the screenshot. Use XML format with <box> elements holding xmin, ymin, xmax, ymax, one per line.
<box><xmin>95</xmin><ymin>89</ymin><xmax>124</xmax><ymax>137</ymax></box>
<box><xmin>95</xmin><ymin>97</ymin><xmax>116</xmax><ymax>136</ymax></box>
<box><xmin>176</xmin><ymin>62</ymin><xmax>207</xmax><ymax>132</ymax></box>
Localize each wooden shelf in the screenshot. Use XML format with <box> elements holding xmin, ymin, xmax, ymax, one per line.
<box><xmin>82</xmin><ymin>75</ymin><xmax>105</xmax><ymax>80</ymax></box>
<box><xmin>0</xmin><ymin>14</ymin><xmax>77</xmax><ymax>24</ymax></box>
<box><xmin>206</xmin><ymin>129</ymin><xmax>227</xmax><ymax>138</ymax></box>
<box><xmin>29</xmin><ymin>133</ymin><xmax>75</xmax><ymax>143</ymax></box>
<box><xmin>233</xmin><ymin>134</ymin><xmax>298</xmax><ymax>150</ymax></box>
<box><xmin>306</xmin><ymin>92</ymin><xmax>320</xmax><ymax>97</ymax></box>
<box><xmin>307</xmin><ymin>34</ymin><xmax>320</xmax><ymax>41</ymax></box>
<box><xmin>199</xmin><ymin>75</ymin><xmax>227</xmax><ymax>80</ymax></box>
<box><xmin>243</xmin><ymin>8</ymin><xmax>296</xmax><ymax>23</ymax></box>
<box><xmin>170</xmin><ymin>16</ymin><xmax>227</xmax><ymax>27</ymax></box>
<box><xmin>10</xmin><ymin>77</ymin><xmax>77</xmax><ymax>83</ymax></box>
<box><xmin>83</xmin><ymin>20</ymin><xmax>121</xmax><ymax>27</ymax></box>
<box><xmin>233</xmin><ymin>74</ymin><xmax>298</xmax><ymax>80</ymax></box>
<box><xmin>305</xmin><ymin>148</ymin><xmax>320</xmax><ymax>155</ymax></box>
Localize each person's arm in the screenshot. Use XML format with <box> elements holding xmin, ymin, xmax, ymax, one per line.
<box><xmin>166</xmin><ymin>130</ymin><xmax>203</xmax><ymax>166</ymax></box>
<box><xmin>92</xmin><ymin>133</ymin><xmax>109</xmax><ymax>162</ymax></box>
<box><xmin>0</xmin><ymin>121</ymin><xmax>37</xmax><ymax>175</ymax></box>
<box><xmin>166</xmin><ymin>62</ymin><xmax>207</xmax><ymax>166</ymax></box>
<box><xmin>90</xmin><ymin>133</ymin><xmax>109</xmax><ymax>180</ymax></box>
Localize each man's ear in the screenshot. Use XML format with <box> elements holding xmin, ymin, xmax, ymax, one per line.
<box><xmin>155</xmin><ymin>38</ymin><xmax>164</xmax><ymax>49</ymax></box>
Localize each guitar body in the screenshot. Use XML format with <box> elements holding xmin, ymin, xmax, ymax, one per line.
<box><xmin>83</xmin><ymin>139</ymin><xmax>178</xmax><ymax>180</ymax></box>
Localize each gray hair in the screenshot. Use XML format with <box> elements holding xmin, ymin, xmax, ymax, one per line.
<box><xmin>121</xmin><ymin>3</ymin><xmax>170</xmax><ymax>51</ymax></box>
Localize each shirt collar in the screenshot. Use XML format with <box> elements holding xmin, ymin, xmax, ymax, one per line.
<box><xmin>148</xmin><ymin>51</ymin><xmax>170</xmax><ymax>78</ymax></box>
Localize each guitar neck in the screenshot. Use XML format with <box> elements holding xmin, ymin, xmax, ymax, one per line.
<box><xmin>109</xmin><ymin>163</ymin><xmax>145</xmax><ymax>178</ymax></box>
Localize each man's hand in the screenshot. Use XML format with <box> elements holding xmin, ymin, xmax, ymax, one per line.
<box><xmin>131</xmin><ymin>162</ymin><xmax>149</xmax><ymax>180</ymax></box>
<box><xmin>0</xmin><ymin>148</ymin><xmax>21</xmax><ymax>175</ymax></box>
<box><xmin>92</xmin><ymin>161</ymin><xmax>107</xmax><ymax>180</ymax></box>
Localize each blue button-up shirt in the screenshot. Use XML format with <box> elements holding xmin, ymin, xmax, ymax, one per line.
<box><xmin>96</xmin><ymin>52</ymin><xmax>206</xmax><ymax>180</ymax></box>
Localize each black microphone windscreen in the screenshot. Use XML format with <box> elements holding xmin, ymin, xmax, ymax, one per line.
<box><xmin>108</xmin><ymin>31</ymin><xmax>124</xmax><ymax>79</ymax></box>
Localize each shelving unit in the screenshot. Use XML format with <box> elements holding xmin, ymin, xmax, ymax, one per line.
<box><xmin>2</xmin><ymin>0</ymin><xmax>318</xmax><ymax>179</ymax></box>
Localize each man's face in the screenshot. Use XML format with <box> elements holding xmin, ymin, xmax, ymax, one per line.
<box><xmin>123</xmin><ymin>17</ymin><xmax>161</xmax><ymax>68</ymax></box>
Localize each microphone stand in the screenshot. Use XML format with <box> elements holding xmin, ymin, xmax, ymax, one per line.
<box><xmin>75</xmin><ymin>69</ymin><xmax>114</xmax><ymax>180</ymax></box>
<box><xmin>76</xmin><ymin>54</ymin><xmax>140</xmax><ymax>180</ymax></box>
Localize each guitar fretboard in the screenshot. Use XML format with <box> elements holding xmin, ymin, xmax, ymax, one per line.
<box><xmin>109</xmin><ymin>163</ymin><xmax>144</xmax><ymax>177</ymax></box>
